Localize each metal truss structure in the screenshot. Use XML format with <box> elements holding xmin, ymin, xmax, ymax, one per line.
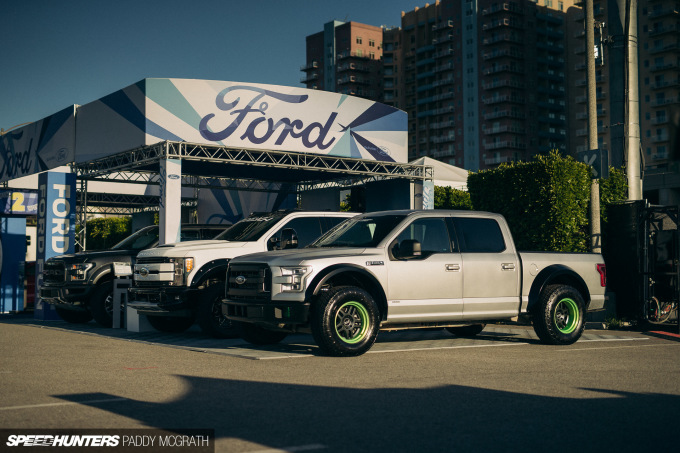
<box><xmin>70</xmin><ymin>140</ymin><xmax>433</xmax><ymax>250</ymax></box>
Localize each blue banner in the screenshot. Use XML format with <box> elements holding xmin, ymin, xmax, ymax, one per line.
<box><xmin>35</xmin><ymin>172</ymin><xmax>76</xmax><ymax>320</ymax></box>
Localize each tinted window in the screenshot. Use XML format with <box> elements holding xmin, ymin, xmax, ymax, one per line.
<box><xmin>393</xmin><ymin>218</ymin><xmax>452</xmax><ymax>254</ymax></box>
<box><xmin>453</xmin><ymin>218</ymin><xmax>506</xmax><ymax>253</ymax></box>
<box><xmin>180</xmin><ymin>229</ymin><xmax>202</xmax><ymax>241</ymax></box>
<box><xmin>215</xmin><ymin>213</ymin><xmax>287</xmax><ymax>242</ymax></box>
<box><xmin>311</xmin><ymin>214</ymin><xmax>407</xmax><ymax>248</ymax></box>
<box><xmin>320</xmin><ymin>216</ymin><xmax>348</xmax><ymax>233</ymax></box>
<box><xmin>275</xmin><ymin>217</ymin><xmax>322</xmax><ymax>247</ymax></box>
<box><xmin>112</xmin><ymin>226</ymin><xmax>159</xmax><ymax>251</ymax></box>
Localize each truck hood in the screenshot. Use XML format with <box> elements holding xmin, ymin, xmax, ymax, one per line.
<box><xmin>47</xmin><ymin>249</ymin><xmax>135</xmax><ymax>263</ymax></box>
<box><xmin>231</xmin><ymin>247</ymin><xmax>371</xmax><ymax>265</ymax></box>
<box><xmin>137</xmin><ymin>240</ymin><xmax>253</xmax><ymax>258</ymax></box>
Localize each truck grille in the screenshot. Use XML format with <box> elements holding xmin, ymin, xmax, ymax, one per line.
<box><xmin>134</xmin><ymin>257</ymin><xmax>175</xmax><ymax>287</ymax></box>
<box><xmin>227</xmin><ymin>263</ymin><xmax>271</xmax><ymax>302</ymax></box>
<box><xmin>136</xmin><ymin>257</ymin><xmax>171</xmax><ymax>265</ymax></box>
<box><xmin>43</xmin><ymin>261</ymin><xmax>66</xmax><ymax>284</ymax></box>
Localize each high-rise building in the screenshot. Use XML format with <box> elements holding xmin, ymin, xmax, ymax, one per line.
<box><xmin>301</xmin><ymin>21</ymin><xmax>384</xmax><ymax>102</ymax></box>
<box><xmin>301</xmin><ymin>1</ymin><xmax>679</xmax><ymax>200</ymax></box>
<box><xmin>381</xmin><ymin>0</ymin><xmax>576</xmax><ymax>168</ymax></box>
<box><xmin>638</xmin><ymin>0</ymin><xmax>680</xmax><ymax>203</ymax></box>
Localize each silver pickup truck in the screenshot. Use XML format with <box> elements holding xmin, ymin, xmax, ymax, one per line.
<box><xmin>222</xmin><ymin>210</ymin><xmax>607</xmax><ymax>356</ymax></box>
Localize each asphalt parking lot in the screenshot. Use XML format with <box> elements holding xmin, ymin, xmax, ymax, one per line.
<box><xmin>1</xmin><ymin>313</ymin><xmax>679</xmax><ymax>453</ymax></box>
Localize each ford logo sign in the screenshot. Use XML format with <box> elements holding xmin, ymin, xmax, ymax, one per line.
<box><xmin>235</xmin><ymin>276</ymin><xmax>247</xmax><ymax>285</ymax></box>
<box><xmin>139</xmin><ymin>267</ymin><xmax>149</xmax><ymax>277</ymax></box>
<box><xmin>168</xmin><ymin>174</ymin><xmax>180</xmax><ymax>180</ymax></box>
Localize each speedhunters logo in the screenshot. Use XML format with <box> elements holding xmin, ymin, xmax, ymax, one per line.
<box><xmin>1</xmin><ymin>429</ymin><xmax>214</xmax><ymax>451</ymax></box>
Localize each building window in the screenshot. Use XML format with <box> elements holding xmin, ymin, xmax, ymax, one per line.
<box><xmin>356</xmin><ymin>49</ymin><xmax>363</xmax><ymax>57</ymax></box>
<box><xmin>369</xmin><ymin>39</ymin><xmax>375</xmax><ymax>47</ymax></box>
<box><xmin>370</xmin><ymin>51</ymin><xmax>375</xmax><ymax>59</ymax></box>
<box><xmin>357</xmin><ymin>36</ymin><xmax>363</xmax><ymax>44</ymax></box>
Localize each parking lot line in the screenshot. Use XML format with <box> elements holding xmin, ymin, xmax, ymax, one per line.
<box><xmin>0</xmin><ymin>398</ymin><xmax>128</xmax><ymax>411</ymax></box>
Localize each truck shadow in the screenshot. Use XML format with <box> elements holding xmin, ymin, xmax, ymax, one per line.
<box><xmin>55</xmin><ymin>376</ymin><xmax>679</xmax><ymax>452</ymax></box>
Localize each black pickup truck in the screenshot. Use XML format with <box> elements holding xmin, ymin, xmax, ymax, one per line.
<box><xmin>39</xmin><ymin>223</ymin><xmax>228</xmax><ymax>327</ymax></box>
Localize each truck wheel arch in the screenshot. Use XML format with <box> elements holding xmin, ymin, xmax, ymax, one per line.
<box><xmin>189</xmin><ymin>259</ymin><xmax>230</xmax><ymax>288</ymax></box>
<box><xmin>528</xmin><ymin>265</ymin><xmax>590</xmax><ymax>312</ymax></box>
<box><xmin>307</xmin><ymin>265</ymin><xmax>388</xmax><ymax>321</ymax></box>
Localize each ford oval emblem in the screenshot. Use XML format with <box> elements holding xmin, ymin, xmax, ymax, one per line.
<box><xmin>139</xmin><ymin>267</ymin><xmax>149</xmax><ymax>277</ymax></box>
<box><xmin>168</xmin><ymin>174</ymin><xmax>180</xmax><ymax>180</ymax></box>
<box><xmin>235</xmin><ymin>276</ymin><xmax>247</xmax><ymax>285</ymax></box>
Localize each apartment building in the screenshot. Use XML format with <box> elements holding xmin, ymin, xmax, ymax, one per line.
<box><xmin>639</xmin><ymin>0</ymin><xmax>680</xmax><ymax>204</ymax></box>
<box><xmin>301</xmin><ymin>1</ymin><xmax>679</xmax><ymax>200</ymax></box>
<box><xmin>301</xmin><ymin>21</ymin><xmax>384</xmax><ymax>102</ymax></box>
<box><xmin>381</xmin><ymin>0</ymin><xmax>576</xmax><ymax>168</ymax></box>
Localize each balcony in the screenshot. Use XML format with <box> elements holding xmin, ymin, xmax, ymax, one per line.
<box><xmin>300</xmin><ymin>73</ymin><xmax>319</xmax><ymax>83</ymax></box>
<box><xmin>651</xmin><ymin>79</ymin><xmax>680</xmax><ymax>89</ymax></box>
<box><xmin>651</xmin><ymin>117</ymin><xmax>669</xmax><ymax>125</ymax></box>
<box><xmin>434</xmin><ymin>62</ymin><xmax>454</xmax><ymax>72</ymax></box>
<box><xmin>484</xmin><ymin>125</ymin><xmax>526</xmax><ymax>135</ymax></box>
<box><xmin>484</xmin><ymin>140</ymin><xmax>527</xmax><ymax>151</ymax></box>
<box><xmin>482</xmin><ymin>3</ymin><xmax>523</xmax><ymax>16</ymax></box>
<box><xmin>431</xmin><ymin>135</ymin><xmax>456</xmax><ymax>144</ymax></box>
<box><xmin>651</xmin><ymin>97</ymin><xmax>680</xmax><ymax>107</ymax></box>
<box><xmin>482</xmin><ymin>79</ymin><xmax>525</xmax><ymax>90</ymax></box>
<box><xmin>432</xmin><ymin>77</ymin><xmax>455</xmax><ymax>87</ymax></box>
<box><xmin>483</xmin><ymin>34</ymin><xmax>523</xmax><ymax>45</ymax></box>
<box><xmin>434</xmin><ymin>48</ymin><xmax>454</xmax><ymax>59</ymax></box>
<box><xmin>483</xmin><ymin>64</ymin><xmax>522</xmax><ymax>75</ymax></box>
<box><xmin>300</xmin><ymin>61</ymin><xmax>318</xmax><ymax>71</ymax></box>
<box><xmin>432</xmin><ymin>120</ymin><xmax>456</xmax><ymax>129</ymax></box>
<box><xmin>432</xmin><ymin>19</ymin><xmax>454</xmax><ymax>30</ymax></box>
<box><xmin>649</xmin><ymin>42</ymin><xmax>680</xmax><ymax>54</ymax></box>
<box><xmin>651</xmin><ymin>134</ymin><xmax>670</xmax><ymax>143</ymax></box>
<box><xmin>483</xmin><ymin>110</ymin><xmax>526</xmax><ymax>120</ymax></box>
<box><xmin>648</xmin><ymin>7</ymin><xmax>680</xmax><ymax>18</ymax></box>
<box><xmin>484</xmin><ymin>155</ymin><xmax>510</xmax><ymax>166</ymax></box>
<box><xmin>483</xmin><ymin>18</ymin><xmax>523</xmax><ymax>31</ymax></box>
<box><xmin>651</xmin><ymin>62</ymin><xmax>680</xmax><ymax>72</ymax></box>
<box><xmin>483</xmin><ymin>94</ymin><xmax>525</xmax><ymax>105</ymax></box>
<box><xmin>649</xmin><ymin>24</ymin><xmax>680</xmax><ymax>37</ymax></box>
<box><xmin>483</xmin><ymin>49</ymin><xmax>524</xmax><ymax>60</ymax></box>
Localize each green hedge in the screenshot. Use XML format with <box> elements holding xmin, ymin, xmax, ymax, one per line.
<box><xmin>467</xmin><ymin>151</ymin><xmax>630</xmax><ymax>252</ymax></box>
<box><xmin>434</xmin><ymin>186</ymin><xmax>473</xmax><ymax>210</ymax></box>
<box><xmin>83</xmin><ymin>217</ymin><xmax>132</xmax><ymax>250</ymax></box>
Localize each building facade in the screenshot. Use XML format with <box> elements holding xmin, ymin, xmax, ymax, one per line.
<box><xmin>301</xmin><ymin>21</ymin><xmax>384</xmax><ymax>102</ymax></box>
<box><xmin>302</xmin><ymin>0</ymin><xmax>680</xmax><ymax>202</ymax></box>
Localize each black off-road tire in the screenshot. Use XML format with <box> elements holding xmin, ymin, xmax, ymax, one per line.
<box><xmin>237</xmin><ymin>322</ymin><xmax>288</xmax><ymax>345</ymax></box>
<box><xmin>89</xmin><ymin>282</ymin><xmax>121</xmax><ymax>328</ymax></box>
<box><xmin>147</xmin><ymin>315</ymin><xmax>195</xmax><ymax>333</ymax></box>
<box><xmin>311</xmin><ymin>286</ymin><xmax>380</xmax><ymax>357</ymax></box>
<box><xmin>197</xmin><ymin>282</ymin><xmax>238</xmax><ymax>338</ymax></box>
<box><xmin>532</xmin><ymin>284</ymin><xmax>586</xmax><ymax>345</ymax></box>
<box><xmin>446</xmin><ymin>324</ymin><xmax>486</xmax><ymax>337</ymax></box>
<box><xmin>55</xmin><ymin>306</ymin><xmax>93</xmax><ymax>324</ymax></box>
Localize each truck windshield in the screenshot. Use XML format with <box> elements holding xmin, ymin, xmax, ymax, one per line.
<box><xmin>111</xmin><ymin>226</ymin><xmax>159</xmax><ymax>251</ymax></box>
<box><xmin>310</xmin><ymin>214</ymin><xmax>407</xmax><ymax>248</ymax></box>
<box><xmin>214</xmin><ymin>214</ymin><xmax>285</xmax><ymax>242</ymax></box>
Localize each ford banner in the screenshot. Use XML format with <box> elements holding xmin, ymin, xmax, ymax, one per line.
<box><xmin>75</xmin><ymin>79</ymin><xmax>407</xmax><ymax>163</ymax></box>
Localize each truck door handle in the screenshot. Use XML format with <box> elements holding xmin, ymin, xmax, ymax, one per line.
<box><xmin>446</xmin><ymin>264</ymin><xmax>460</xmax><ymax>271</ymax></box>
<box><xmin>501</xmin><ymin>263</ymin><xmax>516</xmax><ymax>271</ymax></box>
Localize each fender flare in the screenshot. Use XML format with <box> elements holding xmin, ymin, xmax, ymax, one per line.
<box><xmin>307</xmin><ymin>264</ymin><xmax>388</xmax><ymax>319</ymax></box>
<box><xmin>527</xmin><ymin>264</ymin><xmax>590</xmax><ymax>312</ymax></box>
<box><xmin>189</xmin><ymin>259</ymin><xmax>231</xmax><ymax>288</ymax></box>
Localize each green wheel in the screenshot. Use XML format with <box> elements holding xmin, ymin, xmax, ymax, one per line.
<box><xmin>334</xmin><ymin>301</ymin><xmax>370</xmax><ymax>344</ymax></box>
<box><xmin>311</xmin><ymin>286</ymin><xmax>380</xmax><ymax>357</ymax></box>
<box><xmin>532</xmin><ymin>284</ymin><xmax>586</xmax><ymax>345</ymax></box>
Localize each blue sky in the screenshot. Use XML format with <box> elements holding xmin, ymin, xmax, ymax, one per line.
<box><xmin>0</xmin><ymin>0</ymin><xmax>422</xmax><ymax>132</ymax></box>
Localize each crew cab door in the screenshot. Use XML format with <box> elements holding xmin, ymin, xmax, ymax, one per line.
<box><xmin>386</xmin><ymin>217</ymin><xmax>464</xmax><ymax>322</ymax></box>
<box><xmin>452</xmin><ymin>217</ymin><xmax>520</xmax><ymax>319</ymax></box>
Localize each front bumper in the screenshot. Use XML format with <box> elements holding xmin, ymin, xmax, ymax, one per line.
<box><xmin>127</xmin><ymin>286</ymin><xmax>197</xmax><ymax>317</ymax></box>
<box><xmin>39</xmin><ymin>285</ymin><xmax>93</xmax><ymax>311</ymax></box>
<box><xmin>222</xmin><ymin>298</ymin><xmax>310</xmax><ymax>327</ymax></box>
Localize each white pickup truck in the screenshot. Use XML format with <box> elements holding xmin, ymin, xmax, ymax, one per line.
<box><xmin>222</xmin><ymin>209</ymin><xmax>607</xmax><ymax>356</ymax></box>
<box><xmin>127</xmin><ymin>210</ymin><xmax>354</xmax><ymax>336</ymax></box>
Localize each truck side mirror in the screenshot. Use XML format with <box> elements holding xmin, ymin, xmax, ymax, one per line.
<box><xmin>279</xmin><ymin>228</ymin><xmax>299</xmax><ymax>250</ymax></box>
<box><xmin>398</xmin><ymin>239</ymin><xmax>422</xmax><ymax>259</ymax></box>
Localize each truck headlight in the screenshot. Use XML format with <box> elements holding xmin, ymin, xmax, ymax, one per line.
<box><xmin>276</xmin><ymin>266</ymin><xmax>311</xmax><ymax>292</ymax></box>
<box><xmin>67</xmin><ymin>263</ymin><xmax>94</xmax><ymax>281</ymax></box>
<box><xmin>170</xmin><ymin>257</ymin><xmax>194</xmax><ymax>286</ymax></box>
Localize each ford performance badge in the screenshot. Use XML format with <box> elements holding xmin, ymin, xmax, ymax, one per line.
<box><xmin>139</xmin><ymin>267</ymin><xmax>150</xmax><ymax>277</ymax></box>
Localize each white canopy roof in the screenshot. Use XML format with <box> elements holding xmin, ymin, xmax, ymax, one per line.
<box><xmin>410</xmin><ymin>156</ymin><xmax>468</xmax><ymax>190</ymax></box>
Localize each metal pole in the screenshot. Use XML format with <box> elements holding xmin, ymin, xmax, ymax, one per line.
<box><xmin>625</xmin><ymin>0</ymin><xmax>642</xmax><ymax>200</ymax></box>
<box><xmin>586</xmin><ymin>0</ymin><xmax>602</xmax><ymax>253</ymax></box>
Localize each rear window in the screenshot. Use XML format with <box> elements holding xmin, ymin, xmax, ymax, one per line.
<box><xmin>453</xmin><ymin>218</ymin><xmax>506</xmax><ymax>253</ymax></box>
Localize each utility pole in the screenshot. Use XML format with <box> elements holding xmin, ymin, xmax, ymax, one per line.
<box><xmin>623</xmin><ymin>0</ymin><xmax>642</xmax><ymax>200</ymax></box>
<box><xmin>586</xmin><ymin>0</ymin><xmax>601</xmax><ymax>253</ymax></box>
